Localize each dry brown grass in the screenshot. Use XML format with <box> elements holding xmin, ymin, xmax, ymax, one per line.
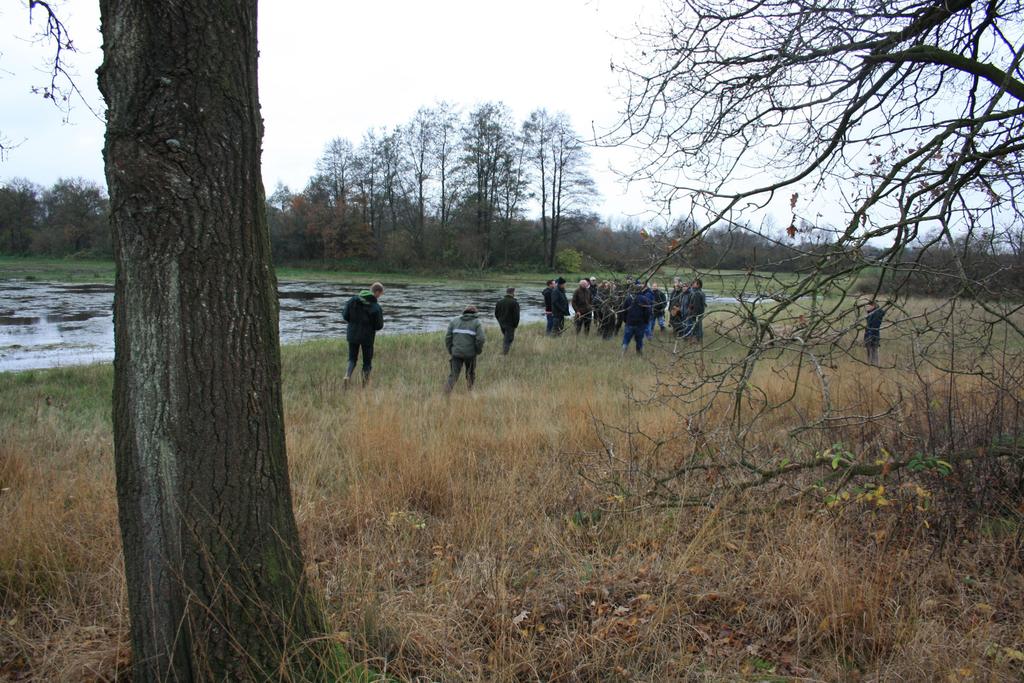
<box><xmin>1</xmin><ymin>327</ymin><xmax>1022</xmax><ymax>681</ymax></box>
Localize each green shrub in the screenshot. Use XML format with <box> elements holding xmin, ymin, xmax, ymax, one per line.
<box><xmin>555</xmin><ymin>248</ymin><xmax>583</xmax><ymax>273</ymax></box>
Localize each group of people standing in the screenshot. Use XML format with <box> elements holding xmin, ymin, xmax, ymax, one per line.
<box><xmin>339</xmin><ymin>282</ymin><xmax>517</xmax><ymax>393</ymax></box>
<box><xmin>339</xmin><ymin>276</ymin><xmax>709</xmax><ymax>394</ymax></box>
<box><xmin>340</xmin><ymin>278</ymin><xmax>888</xmax><ymax>394</ymax></box>
<box><xmin>456</xmin><ymin>276</ymin><xmax>709</xmax><ymax>389</ymax></box>
<box><xmin>541</xmin><ymin>276</ymin><xmax>707</xmax><ymax>355</ymax></box>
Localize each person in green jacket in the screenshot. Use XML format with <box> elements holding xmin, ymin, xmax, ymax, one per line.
<box><xmin>445</xmin><ymin>305</ymin><xmax>486</xmax><ymax>392</ymax></box>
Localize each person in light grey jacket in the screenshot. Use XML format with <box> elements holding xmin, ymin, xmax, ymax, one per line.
<box><xmin>445</xmin><ymin>305</ymin><xmax>486</xmax><ymax>392</ymax></box>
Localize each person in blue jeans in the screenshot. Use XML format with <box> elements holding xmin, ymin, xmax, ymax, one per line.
<box><xmin>620</xmin><ymin>283</ymin><xmax>652</xmax><ymax>356</ymax></box>
<box><xmin>647</xmin><ymin>282</ymin><xmax>668</xmax><ymax>337</ymax></box>
<box><xmin>542</xmin><ymin>279</ymin><xmax>555</xmax><ymax>336</ymax></box>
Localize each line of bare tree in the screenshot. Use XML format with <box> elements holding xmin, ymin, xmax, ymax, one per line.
<box><xmin>267</xmin><ymin>102</ymin><xmax>599</xmax><ymax>270</ymax></box>
<box><xmin>4</xmin><ymin>170</ymin><xmax>1020</xmax><ymax>298</ymax></box>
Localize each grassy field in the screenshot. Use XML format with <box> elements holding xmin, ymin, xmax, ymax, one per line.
<box><xmin>0</xmin><ymin>255</ymin><xmax>802</xmax><ymax>295</ymax></box>
<box><xmin>0</xmin><ymin>256</ymin><xmax>590</xmax><ymax>288</ymax></box>
<box><xmin>0</xmin><ymin>256</ymin><xmax>118</xmax><ymax>283</ymax></box>
<box><xmin>1</xmin><ymin>319</ymin><xmax>1022</xmax><ymax>681</ymax></box>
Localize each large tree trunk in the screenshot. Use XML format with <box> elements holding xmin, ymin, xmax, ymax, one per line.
<box><xmin>98</xmin><ymin>2</ymin><xmax>326</xmax><ymax>679</ymax></box>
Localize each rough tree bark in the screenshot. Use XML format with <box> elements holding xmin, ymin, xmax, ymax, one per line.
<box><xmin>98</xmin><ymin>1</ymin><xmax>326</xmax><ymax>679</ymax></box>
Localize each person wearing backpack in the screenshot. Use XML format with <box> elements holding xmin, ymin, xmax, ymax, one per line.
<box><xmin>342</xmin><ymin>282</ymin><xmax>385</xmax><ymax>387</ymax></box>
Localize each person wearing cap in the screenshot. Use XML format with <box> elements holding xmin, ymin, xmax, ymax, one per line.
<box><xmin>551</xmin><ymin>277</ymin><xmax>570</xmax><ymax>336</ymax></box>
<box><xmin>571</xmin><ymin>279</ymin><xmax>594</xmax><ymax>335</ymax></box>
<box><xmin>342</xmin><ymin>282</ymin><xmax>385</xmax><ymax>387</ymax></box>
<box><xmin>542</xmin><ymin>279</ymin><xmax>555</xmax><ymax>336</ymax></box>
<box><xmin>494</xmin><ymin>287</ymin><xmax>520</xmax><ymax>355</ymax></box>
<box><xmin>445</xmin><ymin>305</ymin><xmax>486</xmax><ymax>392</ymax></box>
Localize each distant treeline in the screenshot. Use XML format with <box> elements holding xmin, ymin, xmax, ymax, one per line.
<box><xmin>0</xmin><ymin>171</ymin><xmax>654</xmax><ymax>273</ymax></box>
<box><xmin>0</xmin><ymin>177</ymin><xmax>111</xmax><ymax>258</ymax></box>
<box><xmin>0</xmin><ymin>101</ymin><xmax>648</xmax><ymax>271</ymax></box>
<box><xmin>265</xmin><ymin>101</ymin><xmax>602</xmax><ymax>270</ymax></box>
<box><xmin>666</xmin><ymin>221</ymin><xmax>1024</xmax><ymax>299</ymax></box>
<box><xmin>3</xmin><ymin>106</ymin><xmax>1020</xmax><ymax>296</ymax></box>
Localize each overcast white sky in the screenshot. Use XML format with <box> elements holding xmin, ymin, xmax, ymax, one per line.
<box><xmin>0</xmin><ymin>0</ymin><xmax>693</xmax><ymax>223</ymax></box>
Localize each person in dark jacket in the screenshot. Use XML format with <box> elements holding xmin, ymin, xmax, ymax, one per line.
<box><xmin>551</xmin><ymin>277</ymin><xmax>570</xmax><ymax>336</ymax></box>
<box><xmin>445</xmin><ymin>305</ymin><xmax>486</xmax><ymax>392</ymax></box>
<box><xmin>864</xmin><ymin>300</ymin><xmax>885</xmax><ymax>366</ymax></box>
<box><xmin>648</xmin><ymin>282</ymin><xmax>668</xmax><ymax>337</ymax></box>
<box><xmin>542</xmin><ymin>279</ymin><xmax>555</xmax><ymax>336</ymax></box>
<box><xmin>620</xmin><ymin>282</ymin><xmax>652</xmax><ymax>356</ymax></box>
<box><xmin>571</xmin><ymin>279</ymin><xmax>594</xmax><ymax>335</ymax></box>
<box><xmin>686</xmin><ymin>278</ymin><xmax>706</xmax><ymax>342</ymax></box>
<box><xmin>342</xmin><ymin>282</ymin><xmax>385</xmax><ymax>387</ymax></box>
<box><xmin>669</xmin><ymin>279</ymin><xmax>691</xmax><ymax>337</ymax></box>
<box><xmin>494</xmin><ymin>287</ymin><xmax>521</xmax><ymax>355</ymax></box>
<box><xmin>590</xmin><ymin>278</ymin><xmax>603</xmax><ymax>309</ymax></box>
